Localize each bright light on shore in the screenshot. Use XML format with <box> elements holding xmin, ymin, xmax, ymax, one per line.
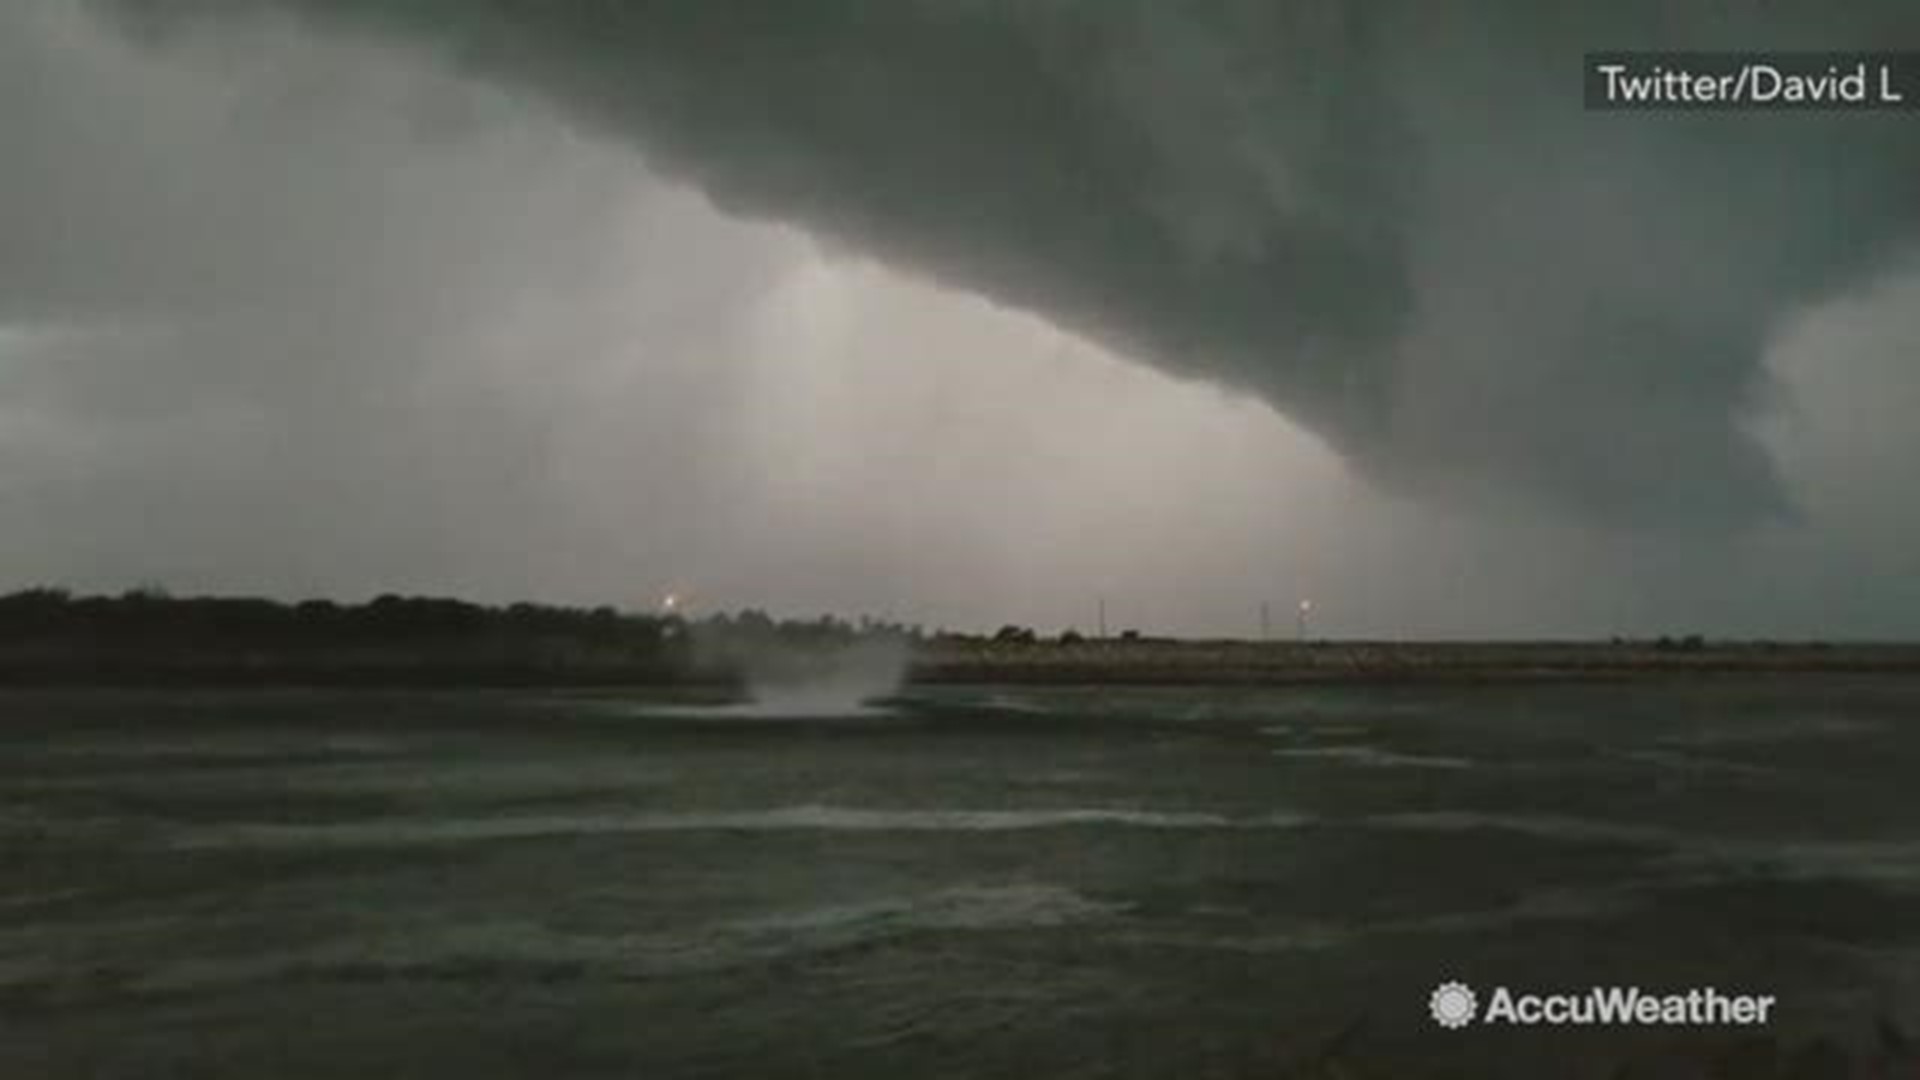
<box><xmin>661</xmin><ymin>592</ymin><xmax>680</xmax><ymax>613</ymax></box>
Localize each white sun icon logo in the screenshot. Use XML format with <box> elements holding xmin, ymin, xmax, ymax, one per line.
<box><xmin>1429</xmin><ymin>981</ymin><xmax>1478</xmax><ymax>1029</ymax></box>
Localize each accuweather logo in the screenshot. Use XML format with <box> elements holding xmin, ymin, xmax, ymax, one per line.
<box><xmin>1429</xmin><ymin>981</ymin><xmax>1479</xmax><ymax>1029</ymax></box>
<box><xmin>1428</xmin><ymin>981</ymin><xmax>1776</xmax><ymax>1029</ymax></box>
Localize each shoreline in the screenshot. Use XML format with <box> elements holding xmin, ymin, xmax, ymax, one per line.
<box><xmin>4</xmin><ymin>641</ymin><xmax>1919</xmax><ymax>689</ymax></box>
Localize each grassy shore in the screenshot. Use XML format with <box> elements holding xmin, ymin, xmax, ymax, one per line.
<box><xmin>909</xmin><ymin>638</ymin><xmax>1920</xmax><ymax>685</ymax></box>
<box><xmin>4</xmin><ymin>639</ymin><xmax>1919</xmax><ymax>687</ymax></box>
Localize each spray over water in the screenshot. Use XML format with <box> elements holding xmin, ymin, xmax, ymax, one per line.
<box><xmin>733</xmin><ymin>636</ymin><xmax>910</xmax><ymax>717</ymax></box>
<box><xmin>636</xmin><ymin>630</ymin><xmax>911</xmax><ymax>719</ymax></box>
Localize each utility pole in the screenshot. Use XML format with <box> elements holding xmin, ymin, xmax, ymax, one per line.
<box><xmin>1097</xmin><ymin>595</ymin><xmax>1108</xmax><ymax>639</ymax></box>
<box><xmin>1260</xmin><ymin>601</ymin><xmax>1271</xmax><ymax>641</ymax></box>
<box><xmin>1297</xmin><ymin>598</ymin><xmax>1313</xmax><ymax>643</ymax></box>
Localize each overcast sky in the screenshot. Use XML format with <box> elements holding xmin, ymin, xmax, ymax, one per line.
<box><xmin>4</xmin><ymin>1</ymin><xmax>1919</xmax><ymax>638</ymax></box>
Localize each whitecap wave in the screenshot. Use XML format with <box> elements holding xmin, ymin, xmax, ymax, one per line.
<box><xmin>2</xmin><ymin>884</ymin><xmax>1125</xmax><ymax>996</ymax></box>
<box><xmin>1271</xmin><ymin>745</ymin><xmax>1471</xmax><ymax>769</ymax></box>
<box><xmin>169</xmin><ymin>805</ymin><xmax>1310</xmax><ymax>848</ymax></box>
<box><xmin>1657</xmin><ymin>715</ymin><xmax>1885</xmax><ymax>747</ymax></box>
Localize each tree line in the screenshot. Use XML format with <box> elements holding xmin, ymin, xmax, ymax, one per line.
<box><xmin>0</xmin><ymin>588</ymin><xmax>924</xmax><ymax>680</ymax></box>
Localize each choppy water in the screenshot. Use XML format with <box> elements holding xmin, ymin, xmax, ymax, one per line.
<box><xmin>6</xmin><ymin>680</ymin><xmax>1920</xmax><ymax>1077</ymax></box>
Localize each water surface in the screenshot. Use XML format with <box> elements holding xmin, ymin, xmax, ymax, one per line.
<box><xmin>6</xmin><ymin>680</ymin><xmax>1919</xmax><ymax>1077</ymax></box>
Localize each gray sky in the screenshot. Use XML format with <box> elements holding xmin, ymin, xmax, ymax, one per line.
<box><xmin>3</xmin><ymin>1</ymin><xmax>1919</xmax><ymax>638</ymax></box>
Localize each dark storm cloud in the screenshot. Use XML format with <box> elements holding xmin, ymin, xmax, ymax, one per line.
<box><xmin>7</xmin><ymin>0</ymin><xmax>1920</xmax><ymax>638</ymax></box>
<box><xmin>0</xmin><ymin>3</ymin><xmax>803</xmax><ymax>601</ymax></box>
<box><xmin>102</xmin><ymin>0</ymin><xmax>1920</xmax><ymax>526</ymax></box>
